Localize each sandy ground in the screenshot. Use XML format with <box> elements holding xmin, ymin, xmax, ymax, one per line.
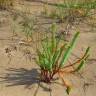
<box><xmin>0</xmin><ymin>0</ymin><xmax>96</xmax><ymax>96</ymax></box>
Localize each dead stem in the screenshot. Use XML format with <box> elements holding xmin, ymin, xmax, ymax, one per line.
<box><xmin>63</xmin><ymin>53</ymin><xmax>87</xmax><ymax>69</ymax></box>
<box><xmin>58</xmin><ymin>72</ymin><xmax>70</xmax><ymax>87</ymax></box>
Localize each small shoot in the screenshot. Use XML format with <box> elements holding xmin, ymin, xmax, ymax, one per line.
<box><xmin>36</xmin><ymin>23</ymin><xmax>90</xmax><ymax>95</ymax></box>
<box><xmin>20</xmin><ymin>15</ymin><xmax>36</xmax><ymax>42</ymax></box>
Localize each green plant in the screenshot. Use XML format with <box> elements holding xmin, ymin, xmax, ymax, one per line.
<box><xmin>42</xmin><ymin>5</ymin><xmax>66</xmax><ymax>21</ymax></box>
<box><xmin>36</xmin><ymin>23</ymin><xmax>90</xmax><ymax>94</ymax></box>
<box><xmin>20</xmin><ymin>15</ymin><xmax>36</xmax><ymax>42</ymax></box>
<box><xmin>54</xmin><ymin>0</ymin><xmax>96</xmax><ymax>9</ymax></box>
<box><xmin>55</xmin><ymin>0</ymin><xmax>96</xmax><ymax>18</ymax></box>
<box><xmin>42</xmin><ymin>0</ymin><xmax>96</xmax><ymax>23</ymax></box>
<box><xmin>10</xmin><ymin>13</ymin><xmax>19</xmax><ymax>37</ymax></box>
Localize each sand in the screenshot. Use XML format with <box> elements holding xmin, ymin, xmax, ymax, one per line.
<box><xmin>0</xmin><ymin>0</ymin><xmax>96</xmax><ymax>96</ymax></box>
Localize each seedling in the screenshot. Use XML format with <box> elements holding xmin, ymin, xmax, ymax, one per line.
<box><xmin>54</xmin><ymin>0</ymin><xmax>96</xmax><ymax>18</ymax></box>
<box><xmin>54</xmin><ymin>0</ymin><xmax>96</xmax><ymax>9</ymax></box>
<box><xmin>42</xmin><ymin>1</ymin><xmax>96</xmax><ymax>23</ymax></box>
<box><xmin>20</xmin><ymin>15</ymin><xmax>36</xmax><ymax>42</ymax></box>
<box><xmin>11</xmin><ymin>14</ymin><xmax>19</xmax><ymax>37</ymax></box>
<box><xmin>36</xmin><ymin>23</ymin><xmax>90</xmax><ymax>94</ymax></box>
<box><xmin>42</xmin><ymin>5</ymin><xmax>66</xmax><ymax>21</ymax></box>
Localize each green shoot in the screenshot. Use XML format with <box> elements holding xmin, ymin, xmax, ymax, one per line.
<box><xmin>36</xmin><ymin>24</ymin><xmax>90</xmax><ymax>95</ymax></box>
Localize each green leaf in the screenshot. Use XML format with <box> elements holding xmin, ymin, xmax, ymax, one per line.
<box><xmin>53</xmin><ymin>1</ymin><xmax>96</xmax><ymax>9</ymax></box>
<box><xmin>76</xmin><ymin>60</ymin><xmax>85</xmax><ymax>72</ymax></box>
<box><xmin>84</xmin><ymin>47</ymin><xmax>90</xmax><ymax>57</ymax></box>
<box><xmin>52</xmin><ymin>49</ymin><xmax>60</xmax><ymax>66</ymax></box>
<box><xmin>37</xmin><ymin>49</ymin><xmax>45</xmax><ymax>68</ymax></box>
<box><xmin>60</xmin><ymin>32</ymin><xmax>80</xmax><ymax>68</ymax></box>
<box><xmin>75</xmin><ymin>47</ymin><xmax>90</xmax><ymax>72</ymax></box>
<box><xmin>54</xmin><ymin>44</ymin><xmax>67</xmax><ymax>67</ymax></box>
<box><xmin>51</xmin><ymin>23</ymin><xmax>57</xmax><ymax>52</ymax></box>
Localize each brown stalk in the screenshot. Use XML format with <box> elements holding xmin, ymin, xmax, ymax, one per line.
<box><xmin>58</xmin><ymin>72</ymin><xmax>70</xmax><ymax>87</ymax></box>
<box><xmin>63</xmin><ymin>53</ymin><xmax>87</xmax><ymax>69</ymax></box>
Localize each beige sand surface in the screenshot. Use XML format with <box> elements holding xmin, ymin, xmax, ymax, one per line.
<box><xmin>0</xmin><ymin>0</ymin><xmax>96</xmax><ymax>96</ymax></box>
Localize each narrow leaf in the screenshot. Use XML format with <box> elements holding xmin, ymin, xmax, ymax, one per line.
<box><xmin>76</xmin><ymin>60</ymin><xmax>85</xmax><ymax>71</ymax></box>
<box><xmin>60</xmin><ymin>32</ymin><xmax>80</xmax><ymax>68</ymax></box>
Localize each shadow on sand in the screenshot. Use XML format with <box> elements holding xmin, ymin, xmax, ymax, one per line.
<box><xmin>0</xmin><ymin>68</ymin><xmax>52</xmax><ymax>96</ymax></box>
<box><xmin>0</xmin><ymin>68</ymin><xmax>40</xmax><ymax>88</ymax></box>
